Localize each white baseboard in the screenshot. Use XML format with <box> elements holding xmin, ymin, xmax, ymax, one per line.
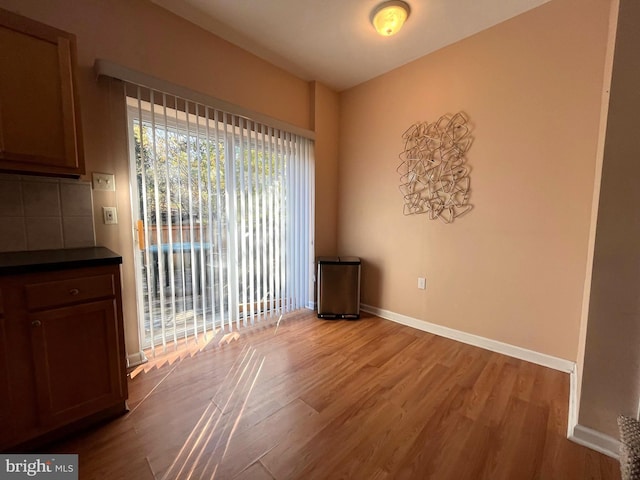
<box><xmin>568</xmin><ymin>364</ymin><xmax>578</xmax><ymax>437</ymax></box>
<box><xmin>126</xmin><ymin>350</ymin><xmax>148</xmax><ymax>368</ymax></box>
<box><xmin>361</xmin><ymin>304</ymin><xmax>575</xmax><ymax>373</ymax></box>
<box><xmin>569</xmin><ymin>424</ymin><xmax>620</xmax><ymax>459</ymax></box>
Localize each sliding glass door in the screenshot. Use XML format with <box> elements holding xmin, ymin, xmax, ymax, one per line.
<box><xmin>126</xmin><ymin>87</ymin><xmax>314</xmax><ymax>352</ymax></box>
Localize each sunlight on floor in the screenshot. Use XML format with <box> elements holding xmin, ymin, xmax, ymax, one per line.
<box><xmin>157</xmin><ymin>344</ymin><xmax>266</xmax><ymax>480</ymax></box>
<box><xmin>129</xmin><ymin>333</ymin><xmax>219</xmax><ymax>379</ymax></box>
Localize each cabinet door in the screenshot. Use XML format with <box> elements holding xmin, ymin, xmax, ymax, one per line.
<box><xmin>29</xmin><ymin>299</ymin><xmax>125</xmax><ymax>429</ymax></box>
<box><xmin>0</xmin><ymin>290</ymin><xmax>10</xmax><ymax>445</ymax></box>
<box><xmin>0</xmin><ymin>8</ymin><xmax>84</xmax><ymax>177</ymax></box>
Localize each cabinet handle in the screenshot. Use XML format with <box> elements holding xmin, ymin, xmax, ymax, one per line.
<box><xmin>69</xmin><ymin>288</ymin><xmax>80</xmax><ymax>296</ymax></box>
<box><xmin>31</xmin><ymin>320</ymin><xmax>41</xmax><ymax>328</ymax></box>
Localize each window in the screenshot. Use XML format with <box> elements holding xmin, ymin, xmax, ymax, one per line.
<box><xmin>126</xmin><ymin>87</ymin><xmax>314</xmax><ymax>351</ymax></box>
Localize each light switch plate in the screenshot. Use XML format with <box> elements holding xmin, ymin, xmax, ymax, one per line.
<box><xmin>103</xmin><ymin>206</ymin><xmax>118</xmax><ymax>225</ymax></box>
<box><xmin>92</xmin><ymin>172</ymin><xmax>115</xmax><ymax>191</ymax></box>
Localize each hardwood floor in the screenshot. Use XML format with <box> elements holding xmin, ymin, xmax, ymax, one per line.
<box><xmin>46</xmin><ymin>310</ymin><xmax>621</xmax><ymax>479</ymax></box>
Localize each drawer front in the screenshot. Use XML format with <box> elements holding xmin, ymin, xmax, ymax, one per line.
<box><xmin>25</xmin><ymin>274</ymin><xmax>115</xmax><ymax>310</ymax></box>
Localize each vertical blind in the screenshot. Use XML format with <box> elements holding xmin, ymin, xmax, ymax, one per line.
<box><xmin>126</xmin><ymin>85</ymin><xmax>314</xmax><ymax>352</ymax></box>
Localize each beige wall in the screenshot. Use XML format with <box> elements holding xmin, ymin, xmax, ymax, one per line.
<box><xmin>311</xmin><ymin>82</ymin><xmax>340</xmax><ymax>258</ymax></box>
<box><xmin>338</xmin><ymin>0</ymin><xmax>612</xmax><ymax>361</ymax></box>
<box><xmin>579</xmin><ymin>0</ymin><xmax>640</xmax><ymax>438</ymax></box>
<box><xmin>0</xmin><ymin>0</ymin><xmax>339</xmax><ymax>356</ymax></box>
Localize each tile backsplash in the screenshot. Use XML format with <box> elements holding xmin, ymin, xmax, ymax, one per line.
<box><xmin>0</xmin><ymin>174</ymin><xmax>96</xmax><ymax>253</ymax></box>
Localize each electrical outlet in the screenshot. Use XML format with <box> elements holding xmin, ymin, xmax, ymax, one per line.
<box><xmin>92</xmin><ymin>172</ymin><xmax>115</xmax><ymax>191</ymax></box>
<box><xmin>417</xmin><ymin>277</ymin><xmax>426</xmax><ymax>290</ymax></box>
<box><xmin>103</xmin><ymin>206</ymin><xmax>118</xmax><ymax>225</ymax></box>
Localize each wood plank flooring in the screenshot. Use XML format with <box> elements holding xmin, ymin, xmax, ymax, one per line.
<box><xmin>46</xmin><ymin>310</ymin><xmax>621</xmax><ymax>479</ymax></box>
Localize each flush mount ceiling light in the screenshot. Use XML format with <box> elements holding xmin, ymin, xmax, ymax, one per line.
<box><xmin>370</xmin><ymin>1</ymin><xmax>411</xmax><ymax>37</ymax></box>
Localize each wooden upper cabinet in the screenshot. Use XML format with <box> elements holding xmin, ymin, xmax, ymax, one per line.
<box><xmin>0</xmin><ymin>8</ymin><xmax>84</xmax><ymax>177</ymax></box>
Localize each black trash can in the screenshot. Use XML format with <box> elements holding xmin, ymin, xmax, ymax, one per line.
<box><xmin>316</xmin><ymin>256</ymin><xmax>361</xmax><ymax>319</ymax></box>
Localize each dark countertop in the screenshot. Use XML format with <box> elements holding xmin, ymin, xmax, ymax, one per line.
<box><xmin>0</xmin><ymin>247</ymin><xmax>122</xmax><ymax>275</ymax></box>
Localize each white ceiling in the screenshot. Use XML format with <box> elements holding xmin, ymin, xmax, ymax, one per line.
<box><xmin>150</xmin><ymin>0</ymin><xmax>550</xmax><ymax>92</ymax></box>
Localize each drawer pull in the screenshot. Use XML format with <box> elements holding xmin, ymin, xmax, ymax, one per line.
<box><xmin>31</xmin><ymin>320</ymin><xmax>41</xmax><ymax>328</ymax></box>
<box><xmin>69</xmin><ymin>288</ymin><xmax>80</xmax><ymax>296</ymax></box>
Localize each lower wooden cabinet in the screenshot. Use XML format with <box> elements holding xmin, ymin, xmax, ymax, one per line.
<box><xmin>0</xmin><ymin>263</ymin><xmax>128</xmax><ymax>450</ymax></box>
<box><xmin>0</xmin><ymin>292</ymin><xmax>10</xmax><ymax>447</ymax></box>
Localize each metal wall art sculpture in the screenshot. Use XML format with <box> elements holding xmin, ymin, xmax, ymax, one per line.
<box><xmin>397</xmin><ymin>112</ymin><xmax>473</xmax><ymax>223</ymax></box>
